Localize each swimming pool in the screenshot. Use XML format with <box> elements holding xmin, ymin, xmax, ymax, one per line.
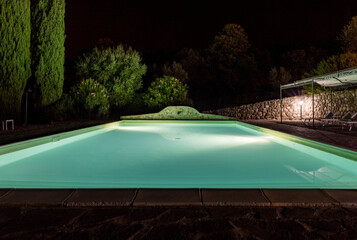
<box><xmin>0</xmin><ymin>120</ymin><xmax>356</xmax><ymax>189</ymax></box>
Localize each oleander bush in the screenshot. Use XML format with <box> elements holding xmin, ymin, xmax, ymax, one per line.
<box><xmin>76</xmin><ymin>45</ymin><xmax>146</xmax><ymax>109</ymax></box>
<box><xmin>143</xmin><ymin>76</ymin><xmax>189</xmax><ymax>108</ymax></box>
<box><xmin>71</xmin><ymin>78</ymin><xmax>110</xmax><ymax>118</ymax></box>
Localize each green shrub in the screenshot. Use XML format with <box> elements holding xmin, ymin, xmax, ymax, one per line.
<box><xmin>76</xmin><ymin>45</ymin><xmax>146</xmax><ymax>109</ymax></box>
<box><xmin>52</xmin><ymin>94</ymin><xmax>75</xmax><ymax>120</ymax></box>
<box><xmin>0</xmin><ymin>0</ymin><xmax>31</xmax><ymax>120</ymax></box>
<box><xmin>143</xmin><ymin>76</ymin><xmax>189</xmax><ymax>108</ymax></box>
<box><xmin>31</xmin><ymin>0</ymin><xmax>65</xmax><ymax>109</ymax></box>
<box><xmin>71</xmin><ymin>79</ymin><xmax>110</xmax><ymax>118</ymax></box>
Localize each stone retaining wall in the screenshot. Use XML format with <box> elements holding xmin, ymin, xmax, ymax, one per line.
<box><xmin>206</xmin><ymin>89</ymin><xmax>357</xmax><ymax>120</ymax></box>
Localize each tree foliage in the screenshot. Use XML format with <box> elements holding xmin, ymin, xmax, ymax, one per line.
<box><xmin>76</xmin><ymin>46</ymin><xmax>147</xmax><ymax>108</ymax></box>
<box><xmin>338</xmin><ymin>16</ymin><xmax>357</xmax><ymax>53</ymax></box>
<box><xmin>305</xmin><ymin>52</ymin><xmax>357</xmax><ymax>77</ymax></box>
<box><xmin>0</xmin><ymin>0</ymin><xmax>31</xmax><ymax>120</ymax></box>
<box><xmin>143</xmin><ymin>76</ymin><xmax>189</xmax><ymax>108</ymax></box>
<box><xmin>162</xmin><ymin>61</ymin><xmax>189</xmax><ymax>83</ymax></box>
<box><xmin>31</xmin><ymin>0</ymin><xmax>65</xmax><ymax>109</ymax></box>
<box><xmin>302</xmin><ymin>52</ymin><xmax>357</xmax><ymax>95</ymax></box>
<box><xmin>177</xmin><ymin>48</ymin><xmax>207</xmax><ymax>87</ymax></box>
<box><xmin>209</xmin><ymin>24</ymin><xmax>251</xmax><ymax>69</ymax></box>
<box><xmin>174</xmin><ymin>48</ymin><xmax>211</xmax><ymax>107</ymax></box>
<box><xmin>179</xmin><ymin>48</ymin><xmax>205</xmax><ymax>74</ymax></box>
<box><xmin>281</xmin><ymin>47</ymin><xmax>327</xmax><ymax>80</ymax></box>
<box><xmin>71</xmin><ymin>79</ymin><xmax>110</xmax><ymax>118</ymax></box>
<box><xmin>269</xmin><ymin>67</ymin><xmax>292</xmax><ymax>88</ymax></box>
<box><xmin>208</xmin><ymin>24</ymin><xmax>256</xmax><ymax>104</ymax></box>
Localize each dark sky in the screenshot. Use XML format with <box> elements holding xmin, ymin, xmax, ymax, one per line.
<box><xmin>65</xmin><ymin>0</ymin><xmax>357</xmax><ymax>59</ymax></box>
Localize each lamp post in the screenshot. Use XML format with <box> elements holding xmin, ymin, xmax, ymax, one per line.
<box><xmin>299</xmin><ymin>100</ymin><xmax>303</xmax><ymax>120</ymax></box>
<box><xmin>25</xmin><ymin>88</ymin><xmax>32</xmax><ymax>126</ymax></box>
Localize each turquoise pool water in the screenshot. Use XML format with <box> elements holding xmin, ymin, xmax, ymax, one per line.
<box><xmin>0</xmin><ymin>121</ymin><xmax>356</xmax><ymax>188</ymax></box>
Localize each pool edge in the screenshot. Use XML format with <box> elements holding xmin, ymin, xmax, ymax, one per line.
<box><xmin>0</xmin><ymin>121</ymin><xmax>121</xmax><ymax>155</ymax></box>
<box><xmin>235</xmin><ymin>121</ymin><xmax>357</xmax><ymax>161</ymax></box>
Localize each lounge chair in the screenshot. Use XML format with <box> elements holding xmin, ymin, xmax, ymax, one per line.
<box><xmin>303</xmin><ymin>112</ymin><xmax>335</xmax><ymax>126</ymax></box>
<box><xmin>321</xmin><ymin>112</ymin><xmax>351</xmax><ymax>126</ymax></box>
<box><xmin>340</xmin><ymin>112</ymin><xmax>357</xmax><ymax>131</ymax></box>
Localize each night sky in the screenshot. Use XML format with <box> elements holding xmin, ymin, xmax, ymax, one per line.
<box><xmin>65</xmin><ymin>0</ymin><xmax>357</xmax><ymax>59</ymax></box>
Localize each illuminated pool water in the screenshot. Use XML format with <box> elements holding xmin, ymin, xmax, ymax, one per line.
<box><xmin>0</xmin><ymin>121</ymin><xmax>356</xmax><ymax>188</ymax></box>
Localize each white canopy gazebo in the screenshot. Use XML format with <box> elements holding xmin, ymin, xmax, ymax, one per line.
<box><xmin>280</xmin><ymin>67</ymin><xmax>357</xmax><ymax>127</ymax></box>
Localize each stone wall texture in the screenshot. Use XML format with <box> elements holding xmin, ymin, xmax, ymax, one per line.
<box><xmin>206</xmin><ymin>89</ymin><xmax>357</xmax><ymax>120</ymax></box>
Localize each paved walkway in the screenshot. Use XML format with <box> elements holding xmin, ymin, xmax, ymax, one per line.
<box><xmin>1</xmin><ymin>206</ymin><xmax>356</xmax><ymax>239</ymax></box>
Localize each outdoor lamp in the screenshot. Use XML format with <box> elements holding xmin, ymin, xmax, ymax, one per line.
<box><xmin>25</xmin><ymin>88</ymin><xmax>32</xmax><ymax>125</ymax></box>
<box><xmin>299</xmin><ymin>101</ymin><xmax>303</xmax><ymax>120</ymax></box>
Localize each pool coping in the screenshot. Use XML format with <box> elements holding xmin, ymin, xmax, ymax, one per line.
<box><xmin>0</xmin><ymin>189</ymin><xmax>356</xmax><ymax>207</ymax></box>
<box><xmin>235</xmin><ymin>121</ymin><xmax>357</xmax><ymax>161</ymax></box>
<box><xmin>0</xmin><ymin>121</ymin><xmax>121</xmax><ymax>155</ymax></box>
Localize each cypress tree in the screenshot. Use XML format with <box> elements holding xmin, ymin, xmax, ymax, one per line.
<box><xmin>0</xmin><ymin>0</ymin><xmax>31</xmax><ymax>120</ymax></box>
<box><xmin>31</xmin><ymin>0</ymin><xmax>65</xmax><ymax>109</ymax></box>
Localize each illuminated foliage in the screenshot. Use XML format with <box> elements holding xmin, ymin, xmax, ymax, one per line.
<box><xmin>143</xmin><ymin>76</ymin><xmax>189</xmax><ymax>108</ymax></box>
<box><xmin>71</xmin><ymin>79</ymin><xmax>110</xmax><ymax>118</ymax></box>
<box><xmin>306</xmin><ymin>52</ymin><xmax>357</xmax><ymax>77</ymax></box>
<box><xmin>0</xmin><ymin>0</ymin><xmax>31</xmax><ymax>120</ymax></box>
<box><xmin>303</xmin><ymin>52</ymin><xmax>357</xmax><ymax>94</ymax></box>
<box><xmin>31</xmin><ymin>0</ymin><xmax>65</xmax><ymax>109</ymax></box>
<box><xmin>339</xmin><ymin>16</ymin><xmax>357</xmax><ymax>53</ymax></box>
<box><xmin>76</xmin><ymin>45</ymin><xmax>147</xmax><ymax>108</ymax></box>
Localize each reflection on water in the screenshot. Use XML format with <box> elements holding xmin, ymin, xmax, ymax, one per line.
<box><xmin>285</xmin><ymin>164</ymin><xmax>354</xmax><ymax>186</ymax></box>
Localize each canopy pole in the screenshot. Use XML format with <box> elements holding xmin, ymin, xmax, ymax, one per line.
<box><xmin>312</xmin><ymin>80</ymin><xmax>315</xmax><ymax>128</ymax></box>
<box><xmin>280</xmin><ymin>85</ymin><xmax>283</xmax><ymax>123</ymax></box>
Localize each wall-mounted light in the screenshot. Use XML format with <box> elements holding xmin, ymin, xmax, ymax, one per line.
<box><xmin>299</xmin><ymin>100</ymin><xmax>303</xmax><ymax>120</ymax></box>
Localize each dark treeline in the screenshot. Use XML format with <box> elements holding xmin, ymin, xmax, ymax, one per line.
<box><xmin>136</xmin><ymin>18</ymin><xmax>356</xmax><ymax>110</ymax></box>
<box><xmin>1</xmin><ymin>1</ymin><xmax>357</xmax><ymax>123</ymax></box>
<box><xmin>66</xmin><ymin>25</ymin><xmax>328</xmax><ymax>111</ymax></box>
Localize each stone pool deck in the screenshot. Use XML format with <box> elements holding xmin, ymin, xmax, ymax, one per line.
<box><xmin>0</xmin><ymin>120</ymin><xmax>357</xmax><ymax>239</ymax></box>
<box><xmin>0</xmin><ymin>189</ymin><xmax>357</xmax><ymax>208</ymax></box>
<box><xmin>1</xmin><ymin>205</ymin><xmax>357</xmax><ymax>239</ymax></box>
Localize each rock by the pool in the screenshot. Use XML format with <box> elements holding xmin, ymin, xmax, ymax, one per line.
<box><xmin>120</xmin><ymin>106</ymin><xmax>235</xmax><ymax>120</ymax></box>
